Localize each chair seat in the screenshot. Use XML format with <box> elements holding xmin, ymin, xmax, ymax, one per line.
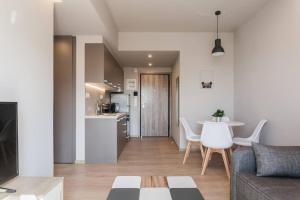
<box><xmin>233</xmin><ymin>137</ymin><xmax>252</xmax><ymax>146</ymax></box>
<box><xmin>188</xmin><ymin>135</ymin><xmax>201</xmax><ymax>142</ymax></box>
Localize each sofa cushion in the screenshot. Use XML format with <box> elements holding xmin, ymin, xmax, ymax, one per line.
<box><xmin>237</xmin><ymin>173</ymin><xmax>300</xmax><ymax>200</ymax></box>
<box><xmin>252</xmin><ymin>143</ymin><xmax>300</xmax><ymax>177</ymax></box>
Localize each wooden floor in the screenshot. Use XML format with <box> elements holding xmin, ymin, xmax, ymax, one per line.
<box><xmin>54</xmin><ymin>138</ymin><xmax>229</xmax><ymax>200</ymax></box>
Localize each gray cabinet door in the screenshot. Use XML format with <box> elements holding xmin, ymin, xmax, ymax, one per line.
<box><xmin>54</xmin><ymin>36</ymin><xmax>76</xmax><ymax>164</ymax></box>
<box><xmin>85</xmin><ymin>44</ymin><xmax>104</xmax><ymax>83</ymax></box>
<box><xmin>117</xmin><ymin>117</ymin><xmax>127</xmax><ymax>157</ymax></box>
<box><xmin>104</xmin><ymin>46</ymin><xmax>124</xmax><ymax>91</ymax></box>
<box><xmin>85</xmin><ymin>44</ymin><xmax>123</xmax><ymax>91</ymax></box>
<box><xmin>85</xmin><ymin>119</ymin><xmax>117</xmax><ymax>164</ymax></box>
<box><xmin>104</xmin><ymin>46</ymin><xmax>114</xmax><ymax>85</ymax></box>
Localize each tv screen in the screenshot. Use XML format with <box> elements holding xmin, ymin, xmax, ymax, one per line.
<box><xmin>0</xmin><ymin>102</ymin><xmax>18</xmax><ymax>184</ymax></box>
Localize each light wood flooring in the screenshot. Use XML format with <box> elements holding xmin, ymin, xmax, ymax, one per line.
<box><xmin>54</xmin><ymin>138</ymin><xmax>229</xmax><ymax>200</ymax></box>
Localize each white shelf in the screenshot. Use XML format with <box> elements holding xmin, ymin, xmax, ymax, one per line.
<box><xmin>0</xmin><ymin>177</ymin><xmax>63</xmax><ymax>200</ymax></box>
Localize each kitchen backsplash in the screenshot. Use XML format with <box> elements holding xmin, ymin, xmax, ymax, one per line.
<box><xmin>85</xmin><ymin>86</ymin><xmax>110</xmax><ymax>116</ymax></box>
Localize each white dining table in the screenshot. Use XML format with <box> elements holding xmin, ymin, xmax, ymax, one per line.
<box><xmin>197</xmin><ymin>120</ymin><xmax>245</xmax><ymax>127</ymax></box>
<box><xmin>197</xmin><ymin>120</ymin><xmax>245</xmax><ymax>137</ymax></box>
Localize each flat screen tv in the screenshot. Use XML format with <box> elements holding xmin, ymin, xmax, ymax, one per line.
<box><xmin>0</xmin><ymin>102</ymin><xmax>18</xmax><ymax>184</ymax></box>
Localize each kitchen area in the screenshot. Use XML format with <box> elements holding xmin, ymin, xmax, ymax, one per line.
<box><xmin>84</xmin><ymin>43</ymin><xmax>130</xmax><ymax>164</ymax></box>
<box><xmin>54</xmin><ymin>36</ymin><xmax>130</xmax><ymax>165</ymax></box>
<box><xmin>54</xmin><ymin>36</ymin><xmax>178</xmax><ymax>165</ymax></box>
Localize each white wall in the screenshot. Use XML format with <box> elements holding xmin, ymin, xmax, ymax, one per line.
<box><xmin>75</xmin><ymin>35</ymin><xmax>103</xmax><ymax>162</ymax></box>
<box><xmin>171</xmin><ymin>57</ymin><xmax>181</xmax><ymax>147</ymax></box>
<box><xmin>234</xmin><ymin>0</ymin><xmax>300</xmax><ymax>145</ymax></box>
<box><xmin>90</xmin><ymin>0</ymin><xmax>119</xmax><ymax>53</ymax></box>
<box><xmin>123</xmin><ymin>67</ymin><xmax>172</xmax><ymax>137</ymax></box>
<box><xmin>0</xmin><ymin>0</ymin><xmax>54</xmax><ymax>176</ymax></box>
<box><xmin>119</xmin><ymin>32</ymin><xmax>234</xmax><ymax>149</ymax></box>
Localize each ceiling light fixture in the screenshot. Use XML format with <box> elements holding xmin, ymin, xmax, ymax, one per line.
<box><xmin>212</xmin><ymin>10</ymin><xmax>225</xmax><ymax>56</ymax></box>
<box><xmin>148</xmin><ymin>63</ymin><xmax>152</xmax><ymax>67</ymax></box>
<box><xmin>54</xmin><ymin>0</ymin><xmax>63</xmax><ymax>3</ymax></box>
<box><xmin>148</xmin><ymin>54</ymin><xmax>152</xmax><ymax>58</ymax></box>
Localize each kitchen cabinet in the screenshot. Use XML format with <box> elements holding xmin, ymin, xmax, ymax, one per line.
<box><xmin>85</xmin><ymin>114</ymin><xmax>128</xmax><ymax>164</ymax></box>
<box><xmin>54</xmin><ymin>36</ymin><xmax>76</xmax><ymax>164</ymax></box>
<box><xmin>117</xmin><ymin>116</ymin><xmax>128</xmax><ymax>157</ymax></box>
<box><xmin>85</xmin><ymin>43</ymin><xmax>124</xmax><ymax>91</ymax></box>
<box><xmin>85</xmin><ymin>43</ymin><xmax>104</xmax><ymax>83</ymax></box>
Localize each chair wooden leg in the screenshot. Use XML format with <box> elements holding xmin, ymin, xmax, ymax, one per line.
<box><xmin>199</xmin><ymin>143</ymin><xmax>205</xmax><ymax>159</ymax></box>
<box><xmin>221</xmin><ymin>149</ymin><xmax>230</xmax><ymax>178</ymax></box>
<box><xmin>209</xmin><ymin>152</ymin><xmax>212</xmax><ymax>161</ymax></box>
<box><xmin>201</xmin><ymin>148</ymin><xmax>211</xmax><ymax>175</ymax></box>
<box><xmin>202</xmin><ymin>148</ymin><xmax>207</xmax><ymax>167</ymax></box>
<box><xmin>183</xmin><ymin>141</ymin><xmax>192</xmax><ymax>164</ymax></box>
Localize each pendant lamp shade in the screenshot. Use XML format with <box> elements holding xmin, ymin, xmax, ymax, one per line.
<box><xmin>212</xmin><ymin>39</ymin><xmax>225</xmax><ymax>56</ymax></box>
<box><xmin>212</xmin><ymin>11</ymin><xmax>225</xmax><ymax>56</ymax></box>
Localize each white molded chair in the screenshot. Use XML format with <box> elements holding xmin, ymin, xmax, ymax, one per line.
<box><xmin>180</xmin><ymin>118</ymin><xmax>205</xmax><ymax>164</ymax></box>
<box><xmin>221</xmin><ymin>116</ymin><xmax>234</xmax><ymax>137</ymax></box>
<box><xmin>201</xmin><ymin>122</ymin><xmax>233</xmax><ymax>178</ymax></box>
<box><xmin>233</xmin><ymin>120</ymin><xmax>267</xmax><ymax>146</ymax></box>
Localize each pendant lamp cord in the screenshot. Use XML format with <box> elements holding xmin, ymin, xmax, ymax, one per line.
<box><xmin>217</xmin><ymin>14</ymin><xmax>219</xmax><ymax>39</ymax></box>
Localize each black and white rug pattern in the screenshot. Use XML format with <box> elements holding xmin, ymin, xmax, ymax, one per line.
<box><xmin>107</xmin><ymin>176</ymin><xmax>204</xmax><ymax>200</ymax></box>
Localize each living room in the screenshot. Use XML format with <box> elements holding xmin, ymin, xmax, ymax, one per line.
<box><xmin>1</xmin><ymin>0</ymin><xmax>300</xmax><ymax>200</ymax></box>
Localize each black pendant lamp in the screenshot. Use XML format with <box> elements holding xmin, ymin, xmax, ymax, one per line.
<box><xmin>212</xmin><ymin>10</ymin><xmax>225</xmax><ymax>56</ymax></box>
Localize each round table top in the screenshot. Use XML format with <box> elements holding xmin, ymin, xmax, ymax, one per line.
<box><xmin>197</xmin><ymin>120</ymin><xmax>245</xmax><ymax>127</ymax></box>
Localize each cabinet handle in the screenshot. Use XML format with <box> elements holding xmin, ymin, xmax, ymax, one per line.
<box><xmin>122</xmin><ymin>123</ymin><xmax>127</xmax><ymax>126</ymax></box>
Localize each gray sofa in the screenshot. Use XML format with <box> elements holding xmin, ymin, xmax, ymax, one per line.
<box><xmin>231</xmin><ymin>147</ymin><xmax>300</xmax><ymax>200</ymax></box>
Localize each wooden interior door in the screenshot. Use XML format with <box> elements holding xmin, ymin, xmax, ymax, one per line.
<box><xmin>140</xmin><ymin>74</ymin><xmax>169</xmax><ymax>137</ymax></box>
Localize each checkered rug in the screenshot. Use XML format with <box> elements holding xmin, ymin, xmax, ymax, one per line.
<box><xmin>107</xmin><ymin>176</ymin><xmax>204</xmax><ymax>200</ymax></box>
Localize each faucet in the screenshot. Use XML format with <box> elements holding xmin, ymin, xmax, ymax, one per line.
<box><xmin>96</xmin><ymin>99</ymin><xmax>102</xmax><ymax>115</ymax></box>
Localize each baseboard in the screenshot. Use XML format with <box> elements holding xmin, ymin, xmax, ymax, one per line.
<box><xmin>129</xmin><ymin>135</ymin><xmax>141</xmax><ymax>138</ymax></box>
<box><xmin>75</xmin><ymin>160</ymin><xmax>85</xmax><ymax>164</ymax></box>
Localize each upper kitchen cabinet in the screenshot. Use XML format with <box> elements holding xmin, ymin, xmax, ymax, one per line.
<box><xmin>85</xmin><ymin>43</ymin><xmax>124</xmax><ymax>91</ymax></box>
<box><xmin>85</xmin><ymin>43</ymin><xmax>104</xmax><ymax>83</ymax></box>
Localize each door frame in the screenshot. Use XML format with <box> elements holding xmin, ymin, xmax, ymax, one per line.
<box><xmin>139</xmin><ymin>73</ymin><xmax>171</xmax><ymax>137</ymax></box>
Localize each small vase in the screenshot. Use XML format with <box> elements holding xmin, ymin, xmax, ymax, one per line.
<box><xmin>216</xmin><ymin>117</ymin><xmax>222</xmax><ymax>122</ymax></box>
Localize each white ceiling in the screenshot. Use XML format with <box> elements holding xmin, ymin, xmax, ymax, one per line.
<box><xmin>118</xmin><ymin>51</ymin><xmax>179</xmax><ymax>68</ymax></box>
<box><xmin>105</xmin><ymin>0</ymin><xmax>269</xmax><ymax>32</ymax></box>
<box><xmin>54</xmin><ymin>0</ymin><xmax>269</xmax><ymax>68</ymax></box>
<box><xmin>54</xmin><ymin>0</ymin><xmax>102</xmax><ymax>35</ymax></box>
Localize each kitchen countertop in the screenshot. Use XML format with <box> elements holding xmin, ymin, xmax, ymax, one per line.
<box><xmin>85</xmin><ymin>113</ymin><xmax>128</xmax><ymax>119</ymax></box>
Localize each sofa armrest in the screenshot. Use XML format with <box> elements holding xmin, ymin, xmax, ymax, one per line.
<box><xmin>231</xmin><ymin>147</ymin><xmax>256</xmax><ymax>200</ymax></box>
